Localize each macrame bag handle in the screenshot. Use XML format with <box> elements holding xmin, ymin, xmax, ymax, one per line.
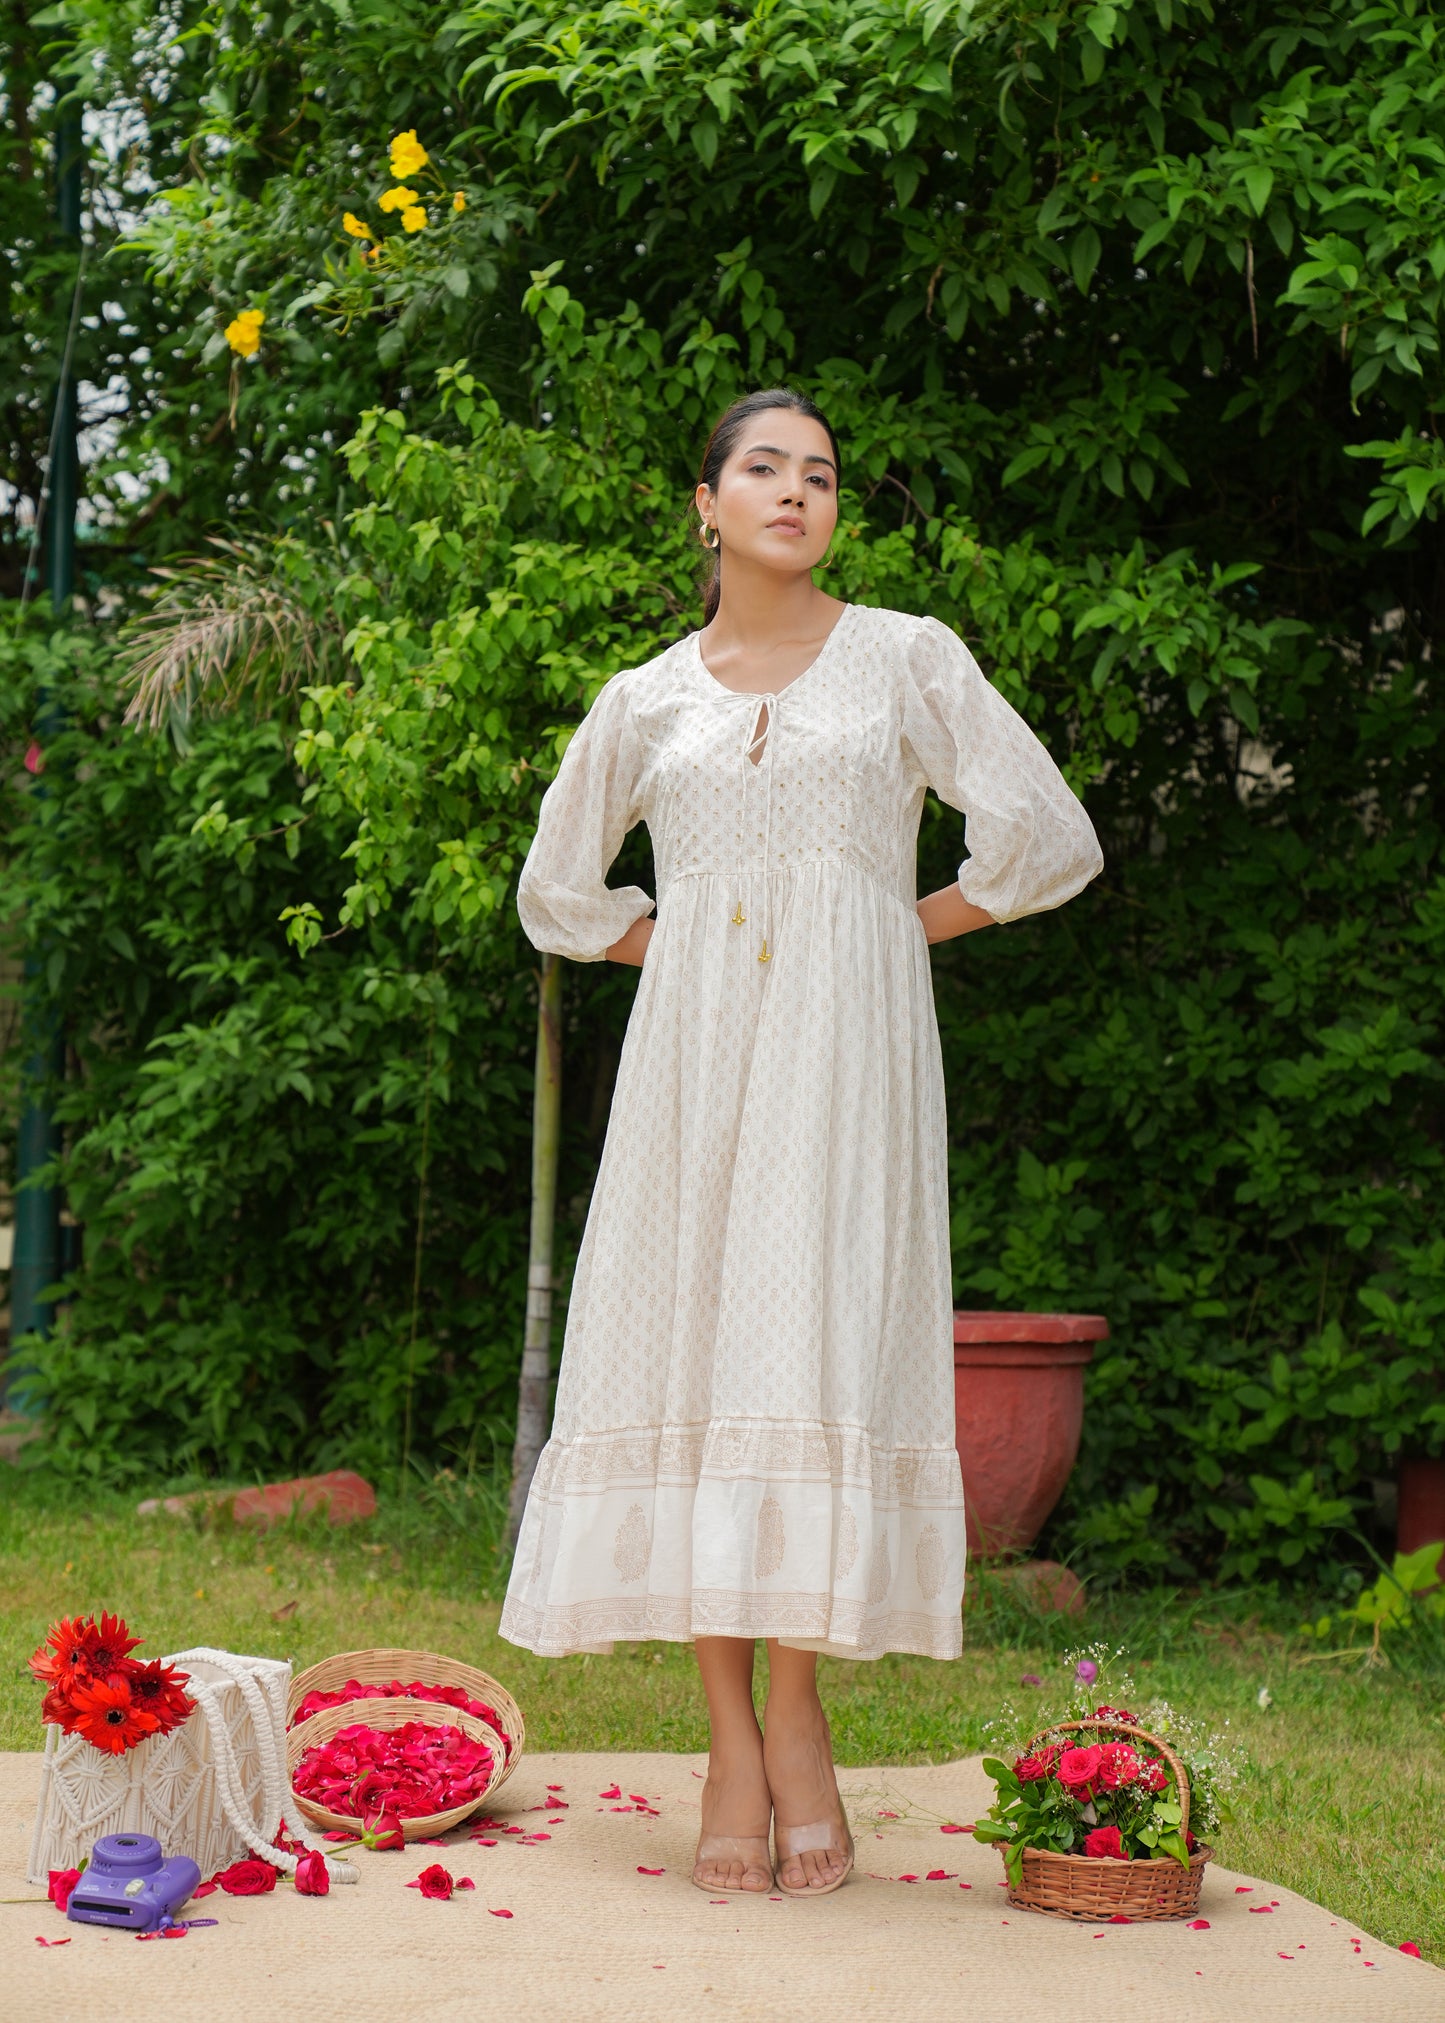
<box><xmin>167</xmin><ymin>1648</ymin><xmax>357</xmax><ymax>1883</ymax></box>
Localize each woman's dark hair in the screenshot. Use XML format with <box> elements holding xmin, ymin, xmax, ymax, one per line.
<box><xmin>695</xmin><ymin>388</ymin><xmax>842</xmax><ymax>623</ymax></box>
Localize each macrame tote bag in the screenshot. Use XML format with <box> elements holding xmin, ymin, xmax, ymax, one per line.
<box><xmin>27</xmin><ymin>1648</ymin><xmax>356</xmax><ymax>1887</ymax></box>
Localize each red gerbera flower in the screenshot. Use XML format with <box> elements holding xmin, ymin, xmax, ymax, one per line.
<box><xmin>29</xmin><ymin>1616</ymin><xmax>98</xmax><ymax>1687</ymax></box>
<box><xmin>87</xmin><ymin>1611</ymin><xmax>143</xmax><ymax>1676</ymax></box>
<box><xmin>125</xmin><ymin>1660</ymin><xmax>195</xmax><ymax>1734</ymax></box>
<box><xmin>29</xmin><ymin>1611</ymin><xmax>142</xmax><ymax>1689</ymax></box>
<box><xmin>66</xmin><ymin>1674</ymin><xmax>161</xmax><ymax>1755</ymax></box>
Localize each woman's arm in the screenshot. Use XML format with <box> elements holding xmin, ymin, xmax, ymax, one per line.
<box><xmin>606</xmin><ymin>916</ymin><xmax>656</xmax><ymax>965</ymax></box>
<box><xmin>916</xmin><ymin>885</ymin><xmax>996</xmax><ymax>945</ymax></box>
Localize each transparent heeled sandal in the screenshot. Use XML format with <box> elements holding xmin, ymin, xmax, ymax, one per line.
<box><xmin>772</xmin><ymin>1814</ymin><xmax>855</xmax><ymax>1897</ymax></box>
<box><xmin>690</xmin><ymin>1832</ymin><xmax>776</xmax><ymax>1895</ymax></box>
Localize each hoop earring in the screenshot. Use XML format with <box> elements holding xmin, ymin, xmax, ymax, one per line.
<box><xmin>819</xmin><ymin>541</ymin><xmax>835</xmax><ymax>569</ymax></box>
<box><xmin>699</xmin><ymin>521</ymin><xmax>720</xmax><ymax>550</ymax></box>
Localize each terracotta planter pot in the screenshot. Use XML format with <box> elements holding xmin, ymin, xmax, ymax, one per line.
<box><xmin>954</xmin><ymin>1311</ymin><xmax>1110</xmax><ymax>1557</ymax></box>
<box><xmin>1397</xmin><ymin>1457</ymin><xmax>1445</xmax><ymax>1565</ymax></box>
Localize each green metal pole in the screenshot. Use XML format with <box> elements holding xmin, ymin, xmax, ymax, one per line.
<box><xmin>8</xmin><ymin>107</ymin><xmax>81</xmax><ymax>1399</ymax></box>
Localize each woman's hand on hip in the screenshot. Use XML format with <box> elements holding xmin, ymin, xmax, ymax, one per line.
<box><xmin>606</xmin><ymin>915</ymin><xmax>656</xmax><ymax>966</ymax></box>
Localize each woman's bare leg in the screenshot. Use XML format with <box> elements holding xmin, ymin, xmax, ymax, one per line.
<box><xmin>692</xmin><ymin>1636</ymin><xmax>774</xmax><ymax>1891</ymax></box>
<box><xmin>761</xmin><ymin>1642</ymin><xmax>851</xmax><ymax>1891</ymax></box>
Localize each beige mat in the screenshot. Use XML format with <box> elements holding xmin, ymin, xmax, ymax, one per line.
<box><xmin>1</xmin><ymin>1750</ymin><xmax>1435</xmax><ymax>2021</ymax></box>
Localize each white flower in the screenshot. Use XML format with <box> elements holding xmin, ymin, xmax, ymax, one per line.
<box><xmin>1256</xmin><ymin>1686</ymin><xmax>1273</xmax><ymax>1711</ymax></box>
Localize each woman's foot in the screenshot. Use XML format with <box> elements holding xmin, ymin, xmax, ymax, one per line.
<box><xmin>762</xmin><ymin>1696</ymin><xmax>853</xmax><ymax>1893</ymax></box>
<box><xmin>692</xmin><ymin>1748</ymin><xmax>775</xmax><ymax>1894</ymax></box>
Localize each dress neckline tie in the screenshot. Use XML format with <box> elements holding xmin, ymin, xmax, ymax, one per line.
<box><xmin>731</xmin><ymin>690</ymin><xmax>780</xmax><ymax>964</ymax></box>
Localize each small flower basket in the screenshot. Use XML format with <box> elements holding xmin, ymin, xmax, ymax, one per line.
<box><xmin>974</xmin><ymin>1651</ymin><xmax>1239</xmax><ymax>1926</ymax></box>
<box><xmin>286</xmin><ymin>1697</ymin><xmax>506</xmax><ymax>1841</ymax></box>
<box><xmin>993</xmin><ymin>1719</ymin><xmax>1211</xmax><ymax>1922</ymax></box>
<box><xmin>286</xmin><ymin>1646</ymin><xmax>525</xmax><ymax>1789</ymax></box>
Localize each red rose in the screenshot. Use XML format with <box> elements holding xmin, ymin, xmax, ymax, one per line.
<box><xmin>1096</xmin><ymin>1743</ymin><xmax>1141</xmax><ymax>1790</ymax></box>
<box><xmin>1138</xmin><ymin>1758</ymin><xmax>1169</xmax><ymax>1794</ymax></box>
<box><xmin>47</xmin><ymin>1868</ymin><xmax>81</xmax><ymax>1913</ymax></box>
<box><xmin>215</xmin><ymin>1858</ymin><xmax>278</xmax><ymax>1896</ymax></box>
<box><xmin>1094</xmin><ymin>1705</ymin><xmax>1138</xmax><ymax>1726</ymax></box>
<box><xmin>1185</xmin><ymin>1830</ymin><xmax>1199</xmax><ymax>1855</ymax></box>
<box><xmin>1083</xmin><ymin>1826</ymin><xmax>1128</xmax><ymax>1860</ymax></box>
<box><xmin>294</xmin><ymin>1850</ymin><xmax>330</xmax><ymax>1896</ymax></box>
<box><xmin>361</xmin><ymin>1809</ymin><xmax>406</xmax><ymax>1851</ymax></box>
<box><xmin>1013</xmin><ymin>1754</ymin><xmax>1051</xmax><ymax>1782</ymax></box>
<box><xmin>411</xmin><ymin>1863</ymin><xmax>454</xmax><ymax>1900</ymax></box>
<box><xmin>1057</xmin><ymin>1744</ymin><xmax>1103</xmax><ymax>1795</ymax></box>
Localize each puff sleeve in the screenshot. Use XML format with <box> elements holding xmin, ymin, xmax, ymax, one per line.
<box><xmin>516</xmin><ymin>671</ymin><xmax>656</xmax><ymax>961</ymax></box>
<box><xmin>902</xmin><ymin>614</ymin><xmax>1103</xmax><ymax>924</ymax></box>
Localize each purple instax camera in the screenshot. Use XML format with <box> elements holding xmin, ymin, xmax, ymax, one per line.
<box><xmin>66</xmin><ymin>1832</ymin><xmax>202</xmax><ymax>1932</ymax></box>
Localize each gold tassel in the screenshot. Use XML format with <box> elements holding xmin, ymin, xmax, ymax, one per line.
<box><xmin>731</xmin><ymin>902</ymin><xmax>746</xmax><ymax>927</ymax></box>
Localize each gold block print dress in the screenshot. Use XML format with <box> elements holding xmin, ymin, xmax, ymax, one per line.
<box><xmin>499</xmin><ymin>603</ymin><xmax>1103</xmax><ymax>1660</ymax></box>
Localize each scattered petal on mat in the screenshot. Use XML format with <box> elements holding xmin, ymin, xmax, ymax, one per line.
<box><xmin>475</xmin><ymin>1840</ymin><xmax>497</xmax><ymax>1847</ymax></box>
<box><xmin>1108</xmin><ymin>1915</ymin><xmax>1132</xmax><ymax>1924</ymax></box>
<box><xmin>488</xmin><ymin>1908</ymin><xmax>513</xmax><ymax>1918</ymax></box>
<box><xmin>455</xmin><ymin>1879</ymin><xmax>475</xmax><ymax>1891</ymax></box>
<box><xmin>192</xmin><ymin>1881</ymin><xmax>219</xmax><ymax>1898</ymax></box>
<box><xmin>1278</xmin><ymin>1953</ymin><xmax>1293</xmax><ymax>1961</ymax></box>
<box><xmin>1187</xmin><ymin>1919</ymin><xmax>1211</xmax><ymax>1930</ymax></box>
<box><xmin>544</xmin><ymin>1797</ymin><xmax>569</xmax><ymax>1809</ymax></box>
<box><xmin>600</xmin><ymin>1785</ymin><xmax>622</xmax><ymax>1799</ymax></box>
<box><xmin>925</xmin><ymin>1871</ymin><xmax>956</xmax><ymax>1881</ymax></box>
<box><xmin>637</xmin><ymin>1866</ymin><xmax>665</xmax><ymax>1876</ymax></box>
<box><xmin>958</xmin><ymin>1883</ymin><xmax>972</xmax><ymax>1890</ymax></box>
<box><xmin>34</xmin><ymin>1937</ymin><xmax>72</xmax><ymax>1947</ymax></box>
<box><xmin>546</xmin><ymin>1783</ymin><xmax>565</xmax><ymax>1792</ymax></box>
<box><xmin>878</xmin><ymin>1810</ymin><xmax>899</xmax><ymax>1819</ymax></box>
<box><xmin>898</xmin><ymin>1874</ymin><xmax>920</xmax><ymax>1883</ymax></box>
<box><xmin>1400</xmin><ymin>1943</ymin><xmax>1423</xmax><ymax>1958</ymax></box>
<box><xmin>1249</xmin><ymin>1906</ymin><xmax>1275</xmax><ymax>1914</ymax></box>
<box><xmin>1235</xmin><ymin>1885</ymin><xmax>1253</xmax><ymax>1894</ymax></box>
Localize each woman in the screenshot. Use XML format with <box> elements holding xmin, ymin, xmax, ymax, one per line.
<box><xmin>499</xmin><ymin>388</ymin><xmax>1103</xmax><ymax>1899</ymax></box>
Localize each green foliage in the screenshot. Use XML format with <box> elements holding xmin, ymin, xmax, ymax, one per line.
<box><xmin>2</xmin><ymin>0</ymin><xmax>1444</xmax><ymax>1584</ymax></box>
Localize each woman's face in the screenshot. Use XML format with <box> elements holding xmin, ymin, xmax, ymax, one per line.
<box><xmin>697</xmin><ymin>409</ymin><xmax>839</xmax><ymax>578</ymax></box>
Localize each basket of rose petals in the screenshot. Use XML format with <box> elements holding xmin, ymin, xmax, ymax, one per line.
<box><xmin>971</xmin><ymin>1648</ymin><xmax>1240</xmax><ymax>1923</ymax></box>
<box><xmin>287</xmin><ymin>1646</ymin><xmax>524</xmax><ymax>1788</ymax></box>
<box><xmin>288</xmin><ymin>1697</ymin><xmax>505</xmax><ymax>1839</ymax></box>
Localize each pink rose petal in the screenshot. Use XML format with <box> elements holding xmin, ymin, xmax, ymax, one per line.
<box><xmin>1235</xmin><ymin>1885</ymin><xmax>1253</xmax><ymax>1894</ymax></box>
<box><xmin>898</xmin><ymin>1873</ymin><xmax>920</xmax><ymax>1883</ymax></box>
<box><xmin>1400</xmin><ymin>1943</ymin><xmax>1422</xmax><ymax>1958</ymax></box>
<box><xmin>455</xmin><ymin>1878</ymin><xmax>475</xmax><ymax>1891</ymax></box>
<box><xmin>488</xmin><ymin>1907</ymin><xmax>513</xmax><ymax>1918</ymax></box>
<box><xmin>34</xmin><ymin>1937</ymin><xmax>72</xmax><ymax>1947</ymax></box>
<box><xmin>926</xmin><ymin>1870</ymin><xmax>956</xmax><ymax>1881</ymax></box>
<box><xmin>1108</xmin><ymin>1914</ymin><xmax>1132</xmax><ymax>1924</ymax></box>
<box><xmin>637</xmin><ymin>1866</ymin><xmax>665</xmax><ymax>1875</ymax></box>
<box><xmin>1188</xmin><ymin>1919</ymin><xmax>1210</xmax><ymax>1930</ymax></box>
<box><xmin>600</xmin><ymin>1785</ymin><xmax>622</xmax><ymax>1799</ymax></box>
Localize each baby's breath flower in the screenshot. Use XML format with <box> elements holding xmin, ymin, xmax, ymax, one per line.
<box><xmin>342</xmin><ymin>213</ymin><xmax>373</xmax><ymax>240</ymax></box>
<box><xmin>389</xmin><ymin>129</ymin><xmax>429</xmax><ymax>178</ymax></box>
<box><xmin>401</xmin><ymin>205</ymin><xmax>428</xmax><ymax>233</ymax></box>
<box><xmin>378</xmin><ymin>185</ymin><xmax>418</xmax><ymax>214</ymax></box>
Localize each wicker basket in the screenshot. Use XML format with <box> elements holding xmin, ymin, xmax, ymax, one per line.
<box><xmin>998</xmin><ymin>1718</ymin><xmax>1212</xmax><ymax>1922</ymax></box>
<box><xmin>286</xmin><ymin>1646</ymin><xmax>525</xmax><ymax>1790</ymax></box>
<box><xmin>287</xmin><ymin>1695</ymin><xmax>506</xmax><ymax>1840</ymax></box>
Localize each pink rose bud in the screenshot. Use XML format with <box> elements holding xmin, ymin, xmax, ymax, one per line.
<box><xmin>294</xmin><ymin>1850</ymin><xmax>330</xmax><ymax>1896</ymax></box>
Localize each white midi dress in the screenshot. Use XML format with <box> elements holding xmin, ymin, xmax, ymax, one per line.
<box><xmin>498</xmin><ymin>602</ymin><xmax>1103</xmax><ymax>1661</ymax></box>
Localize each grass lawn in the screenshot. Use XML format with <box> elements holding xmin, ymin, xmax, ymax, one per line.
<box><xmin>2</xmin><ymin>1464</ymin><xmax>1441</xmax><ymax>1960</ymax></box>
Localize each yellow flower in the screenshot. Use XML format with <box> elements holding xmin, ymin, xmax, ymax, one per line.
<box><xmin>389</xmin><ymin>129</ymin><xmax>429</xmax><ymax>179</ymax></box>
<box><xmin>224</xmin><ymin>308</ymin><xmax>264</xmax><ymax>357</ymax></box>
<box><xmin>452</xmin><ymin>191</ymin><xmax>466</xmax><ymax>213</ymax></box>
<box><xmin>342</xmin><ymin>212</ymin><xmax>373</xmax><ymax>240</ymax></box>
<box><xmin>378</xmin><ymin>185</ymin><xmax>418</xmax><ymax>214</ymax></box>
<box><xmin>401</xmin><ymin>205</ymin><xmax>428</xmax><ymax>233</ymax></box>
